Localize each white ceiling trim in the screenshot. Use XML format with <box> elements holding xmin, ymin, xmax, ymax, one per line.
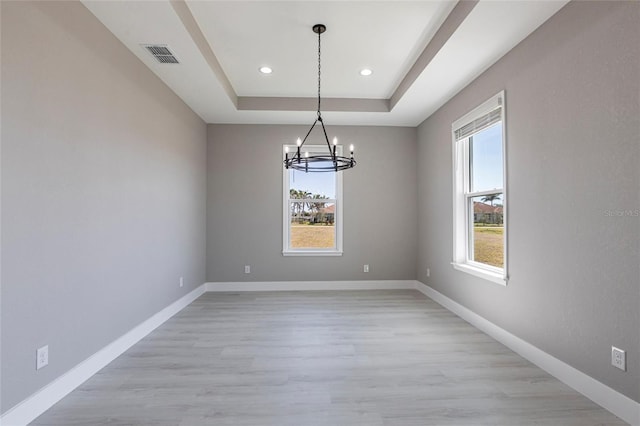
<box><xmin>237</xmin><ymin>97</ymin><xmax>390</xmax><ymax>113</ymax></box>
<box><xmin>170</xmin><ymin>0</ymin><xmax>237</xmax><ymax>108</ymax></box>
<box><xmin>390</xmin><ymin>0</ymin><xmax>477</xmax><ymax>109</ymax></box>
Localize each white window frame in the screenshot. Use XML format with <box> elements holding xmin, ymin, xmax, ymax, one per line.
<box><xmin>452</xmin><ymin>91</ymin><xmax>508</xmax><ymax>285</ymax></box>
<box><xmin>282</xmin><ymin>144</ymin><xmax>343</xmax><ymax>256</ymax></box>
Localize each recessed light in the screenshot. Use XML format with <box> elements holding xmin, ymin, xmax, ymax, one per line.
<box><xmin>360</xmin><ymin>68</ymin><xmax>372</xmax><ymax>76</ymax></box>
<box><xmin>259</xmin><ymin>66</ymin><xmax>273</xmax><ymax>74</ymax></box>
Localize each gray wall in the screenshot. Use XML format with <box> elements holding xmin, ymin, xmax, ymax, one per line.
<box><xmin>207</xmin><ymin>124</ymin><xmax>417</xmax><ymax>282</ymax></box>
<box><xmin>1</xmin><ymin>1</ymin><xmax>207</xmax><ymax>412</ymax></box>
<box><xmin>417</xmin><ymin>1</ymin><xmax>639</xmax><ymax>402</ymax></box>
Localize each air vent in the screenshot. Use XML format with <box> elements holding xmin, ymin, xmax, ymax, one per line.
<box><xmin>142</xmin><ymin>44</ymin><xmax>179</xmax><ymax>64</ymax></box>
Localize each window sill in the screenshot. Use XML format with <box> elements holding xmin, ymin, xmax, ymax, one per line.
<box><xmin>451</xmin><ymin>262</ymin><xmax>507</xmax><ymax>286</ymax></box>
<box><xmin>283</xmin><ymin>250</ymin><xmax>343</xmax><ymax>257</ymax></box>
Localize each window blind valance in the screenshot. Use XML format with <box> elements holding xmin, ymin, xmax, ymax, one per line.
<box><xmin>454</xmin><ymin>107</ymin><xmax>502</xmax><ymax>141</ymax></box>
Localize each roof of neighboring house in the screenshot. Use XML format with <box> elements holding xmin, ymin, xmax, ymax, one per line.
<box><xmin>320</xmin><ymin>204</ymin><xmax>335</xmax><ymax>214</ymax></box>
<box><xmin>473</xmin><ymin>202</ymin><xmax>503</xmax><ymax>214</ymax></box>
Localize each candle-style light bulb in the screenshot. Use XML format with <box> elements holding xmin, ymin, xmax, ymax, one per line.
<box><xmin>333</xmin><ymin>137</ymin><xmax>338</xmax><ymax>146</ymax></box>
<box><xmin>349</xmin><ymin>144</ymin><xmax>354</xmax><ymax>153</ymax></box>
<box><xmin>305</xmin><ymin>151</ymin><xmax>309</xmax><ymax>158</ymax></box>
<box><xmin>296</xmin><ymin>138</ymin><xmax>302</xmax><ymax>147</ymax></box>
<box><xmin>285</xmin><ymin>146</ymin><xmax>289</xmax><ymax>153</ymax></box>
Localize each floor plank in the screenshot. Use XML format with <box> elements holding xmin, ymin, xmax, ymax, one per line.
<box><xmin>32</xmin><ymin>290</ymin><xmax>627</xmax><ymax>425</ymax></box>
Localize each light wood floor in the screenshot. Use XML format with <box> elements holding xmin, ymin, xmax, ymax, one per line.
<box><xmin>33</xmin><ymin>290</ymin><xmax>627</xmax><ymax>425</ymax></box>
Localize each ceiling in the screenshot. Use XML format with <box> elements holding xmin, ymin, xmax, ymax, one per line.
<box><xmin>83</xmin><ymin>0</ymin><xmax>568</xmax><ymax>127</ymax></box>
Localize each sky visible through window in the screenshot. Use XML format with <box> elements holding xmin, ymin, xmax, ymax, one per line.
<box><xmin>290</xmin><ymin>169</ymin><xmax>336</xmax><ymax>198</ymax></box>
<box><xmin>470</xmin><ymin>123</ymin><xmax>503</xmax><ymax>194</ymax></box>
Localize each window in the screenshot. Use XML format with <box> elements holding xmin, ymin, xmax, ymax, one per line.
<box><xmin>452</xmin><ymin>92</ymin><xmax>507</xmax><ymax>284</ymax></box>
<box><xmin>283</xmin><ymin>145</ymin><xmax>343</xmax><ymax>256</ymax></box>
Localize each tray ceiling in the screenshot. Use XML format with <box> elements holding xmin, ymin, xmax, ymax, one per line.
<box><xmin>83</xmin><ymin>0</ymin><xmax>568</xmax><ymax>126</ymax></box>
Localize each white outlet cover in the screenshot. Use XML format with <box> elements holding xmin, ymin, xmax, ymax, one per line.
<box><xmin>611</xmin><ymin>346</ymin><xmax>626</xmax><ymax>371</ymax></box>
<box><xmin>36</xmin><ymin>345</ymin><xmax>49</xmax><ymax>370</ymax></box>
<box><xmin>244</xmin><ymin>265</ymin><xmax>251</xmax><ymax>274</ymax></box>
<box><xmin>364</xmin><ymin>264</ymin><xmax>369</xmax><ymax>272</ymax></box>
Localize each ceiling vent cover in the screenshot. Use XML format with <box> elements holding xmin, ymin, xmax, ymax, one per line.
<box><xmin>142</xmin><ymin>44</ymin><xmax>179</xmax><ymax>64</ymax></box>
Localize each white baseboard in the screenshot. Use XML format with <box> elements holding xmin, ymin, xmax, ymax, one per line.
<box><xmin>206</xmin><ymin>280</ymin><xmax>415</xmax><ymax>292</ymax></box>
<box><xmin>413</xmin><ymin>280</ymin><xmax>640</xmax><ymax>426</ymax></box>
<box><xmin>0</xmin><ymin>284</ymin><xmax>207</xmax><ymax>426</ymax></box>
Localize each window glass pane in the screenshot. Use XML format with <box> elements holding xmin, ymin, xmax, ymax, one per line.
<box><xmin>469</xmin><ymin>194</ymin><xmax>504</xmax><ymax>268</ymax></box>
<box><xmin>290</xmin><ymin>201</ymin><xmax>335</xmax><ymax>248</ymax></box>
<box><xmin>469</xmin><ymin>122</ymin><xmax>503</xmax><ymax>192</ymax></box>
<box><xmin>289</xmin><ymin>168</ymin><xmax>335</xmax><ymax>199</ymax></box>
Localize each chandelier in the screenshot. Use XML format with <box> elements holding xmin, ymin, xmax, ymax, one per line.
<box><xmin>283</xmin><ymin>24</ymin><xmax>356</xmax><ymax>173</ymax></box>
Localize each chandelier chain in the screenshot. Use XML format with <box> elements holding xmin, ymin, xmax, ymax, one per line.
<box><xmin>317</xmin><ymin>28</ymin><xmax>321</xmax><ymax>116</ymax></box>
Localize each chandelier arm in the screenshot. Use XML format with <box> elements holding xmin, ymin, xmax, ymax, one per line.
<box><xmin>300</xmin><ymin>118</ymin><xmax>319</xmax><ymax>150</ymax></box>
<box><xmin>318</xmin><ymin>118</ymin><xmax>336</xmax><ymax>162</ymax></box>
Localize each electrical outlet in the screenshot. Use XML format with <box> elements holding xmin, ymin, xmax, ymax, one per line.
<box><xmin>611</xmin><ymin>346</ymin><xmax>626</xmax><ymax>371</ymax></box>
<box><xmin>363</xmin><ymin>264</ymin><xmax>369</xmax><ymax>273</ymax></box>
<box><xmin>427</xmin><ymin>268</ymin><xmax>430</xmax><ymax>277</ymax></box>
<box><xmin>179</xmin><ymin>277</ymin><xmax>184</xmax><ymax>287</ymax></box>
<box><xmin>244</xmin><ymin>265</ymin><xmax>251</xmax><ymax>274</ymax></box>
<box><xmin>36</xmin><ymin>345</ymin><xmax>49</xmax><ymax>370</ymax></box>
